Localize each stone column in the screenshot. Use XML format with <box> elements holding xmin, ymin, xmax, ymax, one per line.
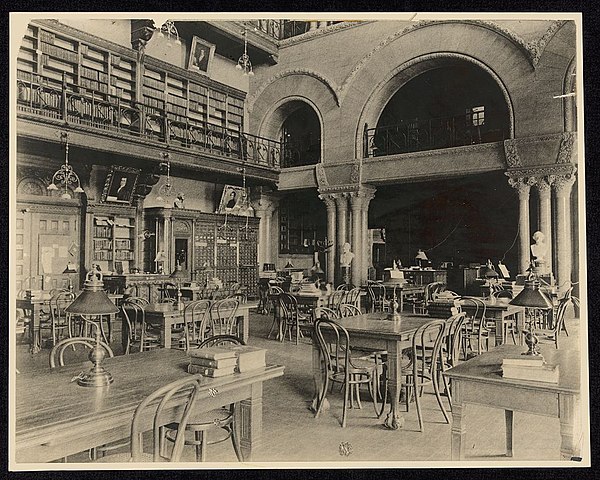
<box><xmin>349</xmin><ymin>194</ymin><xmax>363</xmax><ymax>287</ymax></box>
<box><xmin>335</xmin><ymin>193</ymin><xmax>349</xmax><ymax>285</ymax></box>
<box><xmin>535</xmin><ymin>176</ymin><xmax>553</xmax><ymax>275</ymax></box>
<box><xmin>252</xmin><ymin>195</ymin><xmax>277</xmax><ymax>267</ymax></box>
<box><xmin>361</xmin><ymin>187</ymin><xmax>376</xmax><ymax>286</ymax></box>
<box><xmin>553</xmin><ymin>173</ymin><xmax>576</xmax><ymax>292</ymax></box>
<box><xmin>318</xmin><ymin>194</ymin><xmax>337</xmax><ymax>284</ymax></box>
<box><xmin>508</xmin><ymin>177</ymin><xmax>533</xmax><ymax>274</ymax></box>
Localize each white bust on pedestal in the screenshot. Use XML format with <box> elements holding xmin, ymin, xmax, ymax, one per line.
<box><xmin>530</xmin><ymin>230</ymin><xmax>548</xmax><ymax>274</ymax></box>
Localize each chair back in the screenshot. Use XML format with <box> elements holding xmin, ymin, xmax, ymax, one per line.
<box><xmin>162</xmin><ymin>283</ymin><xmax>177</xmax><ymax>301</ymax></box>
<box><xmin>411</xmin><ymin>319</ymin><xmax>446</xmax><ymax>384</ymax></box>
<box><xmin>183</xmin><ymin>299</ymin><xmax>211</xmax><ymax>349</ymax></box>
<box><xmin>50</xmin><ymin>291</ymin><xmax>75</xmax><ymax>325</ymax></box>
<box><xmin>339</xmin><ymin>303</ymin><xmax>362</xmax><ymax>317</ymax></box>
<box><xmin>551</xmin><ymin>296</ymin><xmax>571</xmax><ymax>336</ymax></box>
<box><xmin>327</xmin><ymin>290</ymin><xmax>346</xmax><ymax>313</ymax></box>
<box><xmin>279</xmin><ymin>293</ymin><xmax>299</xmax><ymax>322</ymax></box>
<box><xmin>197</xmin><ymin>334</ymin><xmax>245</xmax><ymax>348</ymax></box>
<box><xmin>336</xmin><ymin>283</ymin><xmax>350</xmax><ymax>291</ymax></box>
<box><xmin>121</xmin><ymin>299</ymin><xmax>153</xmax><ymax>353</ymax></box>
<box><xmin>130</xmin><ymin>376</ymin><xmax>203</xmax><ymax>462</ymax></box>
<box><xmin>210</xmin><ymin>298</ymin><xmax>240</xmax><ymax>336</ymax></box>
<box><xmin>314</xmin><ymin>318</ymin><xmax>351</xmax><ymax>379</ymax></box>
<box><xmin>314</xmin><ymin>306</ymin><xmax>340</xmax><ymax>320</ymax></box>
<box><xmin>444</xmin><ymin>312</ymin><xmax>467</xmax><ymax>367</ymax></box>
<box><xmin>124</xmin><ymin>296</ymin><xmax>149</xmax><ymax>307</ymax></box>
<box><xmin>367</xmin><ymin>283</ymin><xmax>388</xmax><ymax>313</ymax></box>
<box><xmin>492</xmin><ymin>289</ymin><xmax>513</xmax><ymax>300</ymax></box>
<box><xmin>343</xmin><ymin>288</ymin><xmax>361</xmax><ymax>308</ymax></box>
<box><xmin>49</xmin><ymin>336</ymin><xmax>114</xmax><ymax>368</ymax></box>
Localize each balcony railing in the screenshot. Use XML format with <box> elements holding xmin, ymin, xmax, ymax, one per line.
<box><xmin>364</xmin><ymin>112</ymin><xmax>509</xmax><ymax>158</ymax></box>
<box><xmin>281</xmin><ymin>139</ymin><xmax>321</xmax><ymax>168</ymax></box>
<box><xmin>16</xmin><ymin>73</ymin><xmax>281</xmax><ymax>169</ymax></box>
<box><xmin>247</xmin><ymin>20</ymin><xmax>343</xmax><ymax>40</ymax></box>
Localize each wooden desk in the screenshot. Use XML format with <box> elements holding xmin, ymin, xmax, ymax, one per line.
<box><xmin>14</xmin><ymin>349</ymin><xmax>284</xmax><ymax>463</ymax></box>
<box><xmin>364</xmin><ymin>283</ymin><xmax>425</xmax><ymax>312</ymax></box>
<box><xmin>444</xmin><ymin>345</ymin><xmax>581</xmax><ymax>460</ymax></box>
<box><xmin>428</xmin><ymin>298</ymin><xmax>525</xmax><ymax>346</ymax></box>
<box><xmin>142</xmin><ymin>302</ymin><xmax>252</xmax><ymax>347</ymax></box>
<box><xmin>17</xmin><ymin>293</ymin><xmax>122</xmax><ymax>354</ymax></box>
<box><xmin>312</xmin><ymin>312</ymin><xmax>432</xmax><ymax>430</ymax></box>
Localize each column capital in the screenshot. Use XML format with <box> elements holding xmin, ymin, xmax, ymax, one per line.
<box><xmin>533</xmin><ymin>176</ymin><xmax>553</xmax><ymax>196</ymax></box>
<box><xmin>507</xmin><ymin>177</ymin><xmax>534</xmax><ymax>197</ymax></box>
<box><xmin>318</xmin><ymin>193</ymin><xmax>337</xmax><ymax>210</ymax></box>
<box><xmin>552</xmin><ymin>172</ymin><xmax>577</xmax><ymax>197</ymax></box>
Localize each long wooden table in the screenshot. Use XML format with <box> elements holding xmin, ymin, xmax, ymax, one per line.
<box><xmin>363</xmin><ymin>283</ymin><xmax>426</xmax><ymax>312</ymax></box>
<box><xmin>444</xmin><ymin>344</ymin><xmax>581</xmax><ymax>460</ymax></box>
<box><xmin>141</xmin><ymin>302</ymin><xmax>252</xmax><ymax>347</ymax></box>
<box><xmin>428</xmin><ymin>298</ymin><xmax>525</xmax><ymax>346</ymax></box>
<box><xmin>312</xmin><ymin>312</ymin><xmax>433</xmax><ymax>430</ymax></box>
<box><xmin>13</xmin><ymin>349</ymin><xmax>284</xmax><ymax>464</ymax></box>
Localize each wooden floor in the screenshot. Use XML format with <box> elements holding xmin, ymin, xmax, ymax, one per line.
<box><xmin>14</xmin><ymin>307</ymin><xmax>584</xmax><ymax>465</ymax></box>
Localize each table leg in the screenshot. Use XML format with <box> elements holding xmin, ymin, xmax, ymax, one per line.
<box><xmin>240</xmin><ymin>310</ymin><xmax>249</xmax><ymax>343</ymax></box>
<box><xmin>310</xmin><ymin>332</ymin><xmax>329</xmax><ymax>413</ymax></box>
<box><xmin>238</xmin><ymin>382</ymin><xmax>263</xmax><ymax>461</ymax></box>
<box><xmin>505</xmin><ymin>409</ymin><xmax>513</xmax><ymax>457</ymax></box>
<box><xmin>515</xmin><ymin>310</ymin><xmax>524</xmax><ymax>346</ymax></box>
<box><xmin>494</xmin><ymin>316</ymin><xmax>504</xmax><ymax>347</ymax></box>
<box><xmin>383</xmin><ymin>340</ymin><xmax>404</xmax><ymax>429</ymax></box>
<box><xmin>559</xmin><ymin>393</ymin><xmax>582</xmax><ymax>460</ymax></box>
<box><xmin>161</xmin><ymin>318</ymin><xmax>172</xmax><ymax>349</ymax></box>
<box><xmin>30</xmin><ymin>303</ymin><xmax>42</xmax><ymax>354</ymax></box>
<box><xmin>450</xmin><ymin>379</ymin><xmax>466</xmax><ymax>460</ymax></box>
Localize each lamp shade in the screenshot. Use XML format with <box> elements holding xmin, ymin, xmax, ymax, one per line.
<box><xmin>65</xmin><ymin>271</ymin><xmax>118</xmax><ymax>315</ymax></box>
<box><xmin>170</xmin><ymin>264</ymin><xmax>187</xmax><ymax>281</ymax></box>
<box><xmin>483</xmin><ymin>266</ymin><xmax>499</xmax><ymax>278</ymax></box>
<box><xmin>63</xmin><ymin>262</ymin><xmax>78</xmax><ymax>274</ymax></box>
<box><xmin>510</xmin><ymin>277</ymin><xmax>553</xmax><ymax>309</ymax></box>
<box><xmin>415</xmin><ymin>249</ymin><xmax>428</xmax><ymax>261</ymax></box>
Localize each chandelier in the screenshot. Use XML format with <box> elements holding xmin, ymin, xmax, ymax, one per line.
<box><xmin>47</xmin><ymin>132</ymin><xmax>84</xmax><ymax>199</ymax></box>
<box><xmin>155</xmin><ymin>19</ymin><xmax>181</xmax><ymax>47</ymax></box>
<box><xmin>156</xmin><ymin>152</ymin><xmax>174</xmax><ymax>202</ymax></box>
<box><xmin>236</xmin><ymin>27</ymin><xmax>254</xmax><ymax>76</ymax></box>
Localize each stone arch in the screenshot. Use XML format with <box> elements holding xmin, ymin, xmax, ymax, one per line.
<box><xmin>354</xmin><ymin>52</ymin><xmax>515</xmax><ymax>159</ymax></box>
<box><xmin>563</xmin><ymin>56</ymin><xmax>577</xmax><ymax>132</ymax></box>
<box><xmin>257</xmin><ymin>95</ymin><xmax>325</xmax><ymax>164</ymax></box>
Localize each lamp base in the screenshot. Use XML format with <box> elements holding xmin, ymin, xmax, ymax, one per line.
<box><xmin>387</xmin><ymin>313</ymin><xmax>402</xmax><ymax>322</ymax></box>
<box><xmin>77</xmin><ymin>367</ymin><xmax>114</xmax><ymax>387</ymax></box>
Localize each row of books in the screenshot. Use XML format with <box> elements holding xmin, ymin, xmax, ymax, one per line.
<box><xmin>188</xmin><ymin>345</ymin><xmax>266</xmax><ymax>378</ymax></box>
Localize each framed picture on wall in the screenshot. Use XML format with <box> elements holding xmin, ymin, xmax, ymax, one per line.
<box><xmin>188</xmin><ymin>36</ymin><xmax>215</xmax><ymax>75</ymax></box>
<box><xmin>101</xmin><ymin>166</ymin><xmax>140</xmax><ymax>205</ymax></box>
<box><xmin>217</xmin><ymin>185</ymin><xmax>247</xmax><ymax>215</ymax></box>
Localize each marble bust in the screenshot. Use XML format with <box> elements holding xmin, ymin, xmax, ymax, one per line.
<box><xmin>530</xmin><ymin>231</ymin><xmax>547</xmax><ymax>263</ymax></box>
<box><xmin>340</xmin><ymin>242</ymin><xmax>354</xmax><ymax>267</ymax></box>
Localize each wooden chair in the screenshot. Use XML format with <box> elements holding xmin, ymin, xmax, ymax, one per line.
<box><xmin>314</xmin><ymin>306</ymin><xmax>341</xmax><ymax>320</ymax></box>
<box><xmin>412</xmin><ymin>282</ymin><xmax>445</xmax><ymax>314</ymax></box>
<box><xmin>279</xmin><ymin>293</ymin><xmax>313</xmax><ymax>345</ymax></box>
<box><xmin>367</xmin><ymin>282</ymin><xmax>390</xmax><ymax>313</ymax></box>
<box><xmin>342</xmin><ymin>287</ymin><xmax>361</xmax><ymax>309</ymax></box>
<box><xmin>266</xmin><ymin>285</ymin><xmax>284</xmax><ymax>340</ymax></box>
<box><xmin>314</xmin><ymin>318</ymin><xmax>386</xmax><ymax>427</ymax></box>
<box><xmin>438</xmin><ymin>312</ymin><xmax>467</xmax><ymax>407</ymax></box>
<box><xmin>339</xmin><ymin>303</ymin><xmax>362</xmax><ymax>317</ymax></box>
<box><xmin>40</xmin><ymin>291</ymin><xmax>75</xmax><ymax>347</ymax></box>
<box><xmin>536</xmin><ymin>296</ymin><xmax>571</xmax><ymax>349</ymax></box>
<box><xmin>96</xmin><ymin>376</ymin><xmax>204</xmax><ymax>463</ymax></box>
<box><xmin>162</xmin><ymin>335</ymin><xmax>244</xmax><ymax>462</ymax></box>
<box><xmin>121</xmin><ymin>299</ymin><xmax>160</xmax><ymax>354</ymax></box>
<box><xmin>182</xmin><ymin>299</ymin><xmax>212</xmax><ymax>350</ymax></box>
<box><xmin>209</xmin><ymin>298</ymin><xmax>240</xmax><ymax>337</ymax></box>
<box><xmin>403</xmin><ymin>319</ymin><xmax>450</xmax><ymax>432</ymax></box>
<box><xmin>336</xmin><ymin>283</ymin><xmax>350</xmax><ymax>291</ymax></box>
<box><xmin>460</xmin><ymin>297</ymin><xmax>490</xmax><ymax>359</ymax></box>
<box><xmin>326</xmin><ymin>290</ymin><xmax>346</xmax><ymax>315</ymax></box>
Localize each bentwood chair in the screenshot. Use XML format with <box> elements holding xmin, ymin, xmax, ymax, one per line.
<box><xmin>163</xmin><ymin>335</ymin><xmax>244</xmax><ymax>462</ymax></box>
<box><xmin>49</xmin><ymin>336</ymin><xmax>114</xmax><ymax>368</ymax></box>
<box><xmin>412</xmin><ymin>282</ymin><xmax>445</xmax><ymax>315</ymax></box>
<box><xmin>535</xmin><ymin>296</ymin><xmax>571</xmax><ymax>349</ymax></box>
<box><xmin>460</xmin><ymin>297</ymin><xmax>490</xmax><ymax>359</ymax></box>
<box><xmin>266</xmin><ymin>285</ymin><xmax>285</xmax><ymax>340</ymax></box>
<box><xmin>40</xmin><ymin>291</ymin><xmax>75</xmax><ymax>347</ymax></box>
<box><xmin>438</xmin><ymin>312</ymin><xmax>467</xmax><ymax>407</ymax></box>
<box><xmin>326</xmin><ymin>290</ymin><xmax>346</xmax><ymax>315</ymax></box>
<box><xmin>96</xmin><ymin>377</ymin><xmax>204</xmax><ymax>463</ymax></box>
<box><xmin>403</xmin><ymin>319</ymin><xmax>450</xmax><ymax>432</ymax></box>
<box><xmin>279</xmin><ymin>293</ymin><xmax>313</xmax><ymax>345</ymax></box>
<box><xmin>120</xmin><ymin>299</ymin><xmax>160</xmax><ymax>354</ymax></box>
<box><xmin>182</xmin><ymin>299</ymin><xmax>212</xmax><ymax>350</ymax></box>
<box><xmin>339</xmin><ymin>304</ymin><xmax>362</xmax><ymax>317</ymax></box>
<box><xmin>342</xmin><ymin>288</ymin><xmax>361</xmax><ymax>309</ymax></box>
<box><xmin>209</xmin><ymin>298</ymin><xmax>240</xmax><ymax>337</ymax></box>
<box><xmin>314</xmin><ymin>318</ymin><xmax>386</xmax><ymax>428</ymax></box>
<box><xmin>367</xmin><ymin>282</ymin><xmax>390</xmax><ymax>313</ymax></box>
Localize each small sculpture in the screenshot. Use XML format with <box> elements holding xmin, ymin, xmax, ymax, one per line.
<box><xmin>530</xmin><ymin>231</ymin><xmax>548</xmax><ymax>273</ymax></box>
<box><xmin>340</xmin><ymin>242</ymin><xmax>354</xmax><ymax>267</ymax></box>
<box><xmin>173</xmin><ymin>192</ymin><xmax>185</xmax><ymax>209</ymax></box>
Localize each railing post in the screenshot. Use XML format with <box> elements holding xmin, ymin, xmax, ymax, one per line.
<box><xmin>363</xmin><ymin>124</ymin><xmax>369</xmax><ymax>158</ymax></box>
<box><xmin>61</xmin><ymin>73</ymin><xmax>67</xmax><ymax>121</ymax></box>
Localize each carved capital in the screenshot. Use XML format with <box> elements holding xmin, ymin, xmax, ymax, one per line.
<box><xmin>553</xmin><ymin>173</ymin><xmax>577</xmax><ymax>197</ymax></box>
<box><xmin>557</xmin><ymin>132</ymin><xmax>577</xmax><ymax>164</ymax></box>
<box><xmin>503</xmin><ymin>139</ymin><xmax>522</xmax><ymax>168</ymax></box>
<box><xmin>507</xmin><ymin>177</ymin><xmax>532</xmax><ymax>198</ymax></box>
<box><xmin>318</xmin><ymin>193</ymin><xmax>337</xmax><ymax>211</ymax></box>
<box><xmin>534</xmin><ymin>176</ymin><xmax>553</xmax><ymax>197</ymax></box>
<box><xmin>349</xmin><ymin>194</ymin><xmax>363</xmax><ymax>211</ymax></box>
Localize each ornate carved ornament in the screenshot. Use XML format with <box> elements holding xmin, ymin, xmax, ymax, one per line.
<box><xmin>503</xmin><ymin>139</ymin><xmax>522</xmax><ymax>168</ymax></box>
<box><xmin>247</xmin><ymin>68</ymin><xmax>340</xmax><ymax>112</ymax></box>
<box><xmin>557</xmin><ymin>132</ymin><xmax>577</xmax><ymax>164</ymax></box>
<box><xmin>350</xmin><ymin>159</ymin><xmax>362</xmax><ymax>184</ymax></box>
<box><xmin>173</xmin><ymin>220</ymin><xmax>192</xmax><ymax>235</ymax></box>
<box><xmin>315</xmin><ymin>163</ymin><xmax>330</xmax><ymax>189</ymax></box>
<box><xmin>505</xmin><ymin>163</ymin><xmax>576</xmax><ymax>182</ymax></box>
<box><xmin>278</xmin><ymin>21</ymin><xmax>370</xmax><ymax>48</ymax></box>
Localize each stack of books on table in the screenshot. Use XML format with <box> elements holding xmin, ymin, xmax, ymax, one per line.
<box><xmin>501</xmin><ymin>354</ymin><xmax>559</xmax><ymax>383</ymax></box>
<box><xmin>188</xmin><ymin>347</ymin><xmax>238</xmax><ymax>378</ymax></box>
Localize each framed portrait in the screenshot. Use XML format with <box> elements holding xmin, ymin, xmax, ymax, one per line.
<box><xmin>217</xmin><ymin>185</ymin><xmax>247</xmax><ymax>215</ymax></box>
<box><xmin>188</xmin><ymin>36</ymin><xmax>216</xmax><ymax>75</ymax></box>
<box><xmin>101</xmin><ymin>165</ymin><xmax>140</xmax><ymax>204</ymax></box>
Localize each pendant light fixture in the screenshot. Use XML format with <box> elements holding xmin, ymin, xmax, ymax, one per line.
<box><xmin>47</xmin><ymin>132</ymin><xmax>84</xmax><ymax>199</ymax></box>
<box><xmin>236</xmin><ymin>27</ymin><xmax>254</xmax><ymax>76</ymax></box>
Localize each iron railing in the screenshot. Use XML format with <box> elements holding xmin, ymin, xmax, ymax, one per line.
<box><xmin>281</xmin><ymin>139</ymin><xmax>321</xmax><ymax>168</ymax></box>
<box><xmin>16</xmin><ymin>72</ymin><xmax>282</xmax><ymax>168</ymax></box>
<box><xmin>364</xmin><ymin>111</ymin><xmax>509</xmax><ymax>158</ymax></box>
<box><xmin>246</xmin><ymin>20</ymin><xmax>343</xmax><ymax>40</ymax></box>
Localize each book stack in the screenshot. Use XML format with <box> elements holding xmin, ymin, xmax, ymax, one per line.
<box><xmin>229</xmin><ymin>346</ymin><xmax>267</xmax><ymax>373</ymax></box>
<box><xmin>188</xmin><ymin>347</ymin><xmax>238</xmax><ymax>378</ymax></box>
<box><xmin>501</xmin><ymin>354</ymin><xmax>559</xmax><ymax>383</ymax></box>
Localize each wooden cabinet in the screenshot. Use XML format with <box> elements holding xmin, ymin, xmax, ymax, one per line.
<box><xmin>400</xmin><ymin>269</ymin><xmax>448</xmax><ymax>286</ymax></box>
<box><xmin>144</xmin><ymin>207</ymin><xmax>259</xmax><ymax>297</ymax></box>
<box><xmin>86</xmin><ymin>203</ymin><xmax>138</xmax><ymax>275</ymax></box>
